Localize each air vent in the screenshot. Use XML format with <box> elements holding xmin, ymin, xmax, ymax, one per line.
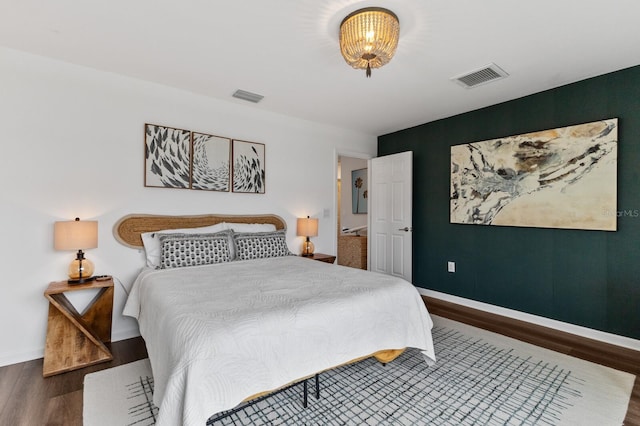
<box><xmin>232</xmin><ymin>89</ymin><xmax>264</xmax><ymax>103</ymax></box>
<box><xmin>451</xmin><ymin>63</ymin><xmax>508</xmax><ymax>88</ymax></box>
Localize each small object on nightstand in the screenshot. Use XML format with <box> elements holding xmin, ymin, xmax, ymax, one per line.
<box><xmin>302</xmin><ymin>253</ymin><xmax>336</xmax><ymax>264</ymax></box>
<box><xmin>43</xmin><ymin>277</ymin><xmax>114</xmax><ymax>377</ymax></box>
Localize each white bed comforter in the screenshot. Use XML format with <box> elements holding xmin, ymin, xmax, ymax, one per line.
<box><xmin>123</xmin><ymin>256</ymin><xmax>436</xmax><ymax>426</ymax></box>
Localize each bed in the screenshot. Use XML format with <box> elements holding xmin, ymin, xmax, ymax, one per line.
<box><xmin>116</xmin><ymin>213</ymin><xmax>436</xmax><ymax>426</ymax></box>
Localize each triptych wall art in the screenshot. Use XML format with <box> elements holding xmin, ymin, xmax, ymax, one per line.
<box><xmin>450</xmin><ymin>118</ymin><xmax>618</xmax><ymax>231</ymax></box>
<box><xmin>144</xmin><ymin>124</ymin><xmax>265</xmax><ymax>194</ymax></box>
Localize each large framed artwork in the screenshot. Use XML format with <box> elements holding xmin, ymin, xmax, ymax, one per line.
<box><xmin>144</xmin><ymin>124</ymin><xmax>191</xmax><ymax>189</ymax></box>
<box><xmin>351</xmin><ymin>168</ymin><xmax>368</xmax><ymax>214</ymax></box>
<box><xmin>450</xmin><ymin>118</ymin><xmax>618</xmax><ymax>231</ymax></box>
<box><xmin>232</xmin><ymin>139</ymin><xmax>265</xmax><ymax>193</ymax></box>
<box><xmin>191</xmin><ymin>132</ymin><xmax>231</xmax><ymax>192</ymax></box>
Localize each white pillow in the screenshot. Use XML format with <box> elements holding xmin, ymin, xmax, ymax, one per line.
<box><xmin>141</xmin><ymin>223</ymin><xmax>228</xmax><ymax>268</ymax></box>
<box><xmin>223</xmin><ymin>222</ymin><xmax>277</xmax><ymax>233</ymax></box>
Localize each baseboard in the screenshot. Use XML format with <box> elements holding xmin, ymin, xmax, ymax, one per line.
<box><xmin>420</xmin><ymin>289</ymin><xmax>640</xmax><ymax>375</ymax></box>
<box><xmin>0</xmin><ymin>328</ymin><xmax>141</xmax><ymax>368</ymax></box>
<box><xmin>419</xmin><ymin>288</ymin><xmax>640</xmax><ymax>351</ymax></box>
<box><xmin>112</xmin><ymin>327</ymin><xmax>141</xmax><ymax>343</ymax></box>
<box><xmin>0</xmin><ymin>348</ymin><xmax>45</xmax><ymax>368</ymax></box>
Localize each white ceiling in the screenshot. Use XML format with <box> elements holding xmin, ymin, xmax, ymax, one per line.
<box><xmin>2</xmin><ymin>0</ymin><xmax>640</xmax><ymax>136</ymax></box>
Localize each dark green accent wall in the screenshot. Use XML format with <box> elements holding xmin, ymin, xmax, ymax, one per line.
<box><xmin>378</xmin><ymin>65</ymin><xmax>640</xmax><ymax>340</ymax></box>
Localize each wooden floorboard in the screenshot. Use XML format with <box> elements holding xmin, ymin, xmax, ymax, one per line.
<box><xmin>44</xmin><ymin>390</ymin><xmax>82</xmax><ymax>426</ymax></box>
<box><xmin>0</xmin><ymin>362</ymin><xmax>22</xmax><ymax>416</ymax></box>
<box><xmin>0</xmin><ymin>301</ymin><xmax>637</xmax><ymax>425</ymax></box>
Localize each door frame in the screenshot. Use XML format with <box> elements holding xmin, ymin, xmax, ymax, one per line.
<box><xmin>333</xmin><ymin>149</ymin><xmax>373</xmax><ymax>263</ymax></box>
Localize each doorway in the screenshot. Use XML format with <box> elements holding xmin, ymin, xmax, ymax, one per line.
<box><xmin>337</xmin><ymin>155</ymin><xmax>369</xmax><ymax>269</ymax></box>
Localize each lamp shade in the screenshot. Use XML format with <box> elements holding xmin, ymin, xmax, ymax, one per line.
<box><xmin>54</xmin><ymin>218</ymin><xmax>98</xmax><ymax>251</ymax></box>
<box><xmin>296</xmin><ymin>216</ymin><xmax>318</xmax><ymax>237</ymax></box>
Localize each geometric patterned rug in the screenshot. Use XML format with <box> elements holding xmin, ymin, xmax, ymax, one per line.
<box><xmin>84</xmin><ymin>316</ymin><xmax>634</xmax><ymax>426</ymax></box>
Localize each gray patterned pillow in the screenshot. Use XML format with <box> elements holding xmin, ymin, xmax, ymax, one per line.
<box><xmin>159</xmin><ymin>231</ymin><xmax>232</xmax><ymax>269</ymax></box>
<box><xmin>233</xmin><ymin>230</ymin><xmax>294</xmax><ymax>260</ymax></box>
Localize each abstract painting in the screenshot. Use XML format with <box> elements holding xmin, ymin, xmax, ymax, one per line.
<box><xmin>144</xmin><ymin>124</ymin><xmax>191</xmax><ymax>189</ymax></box>
<box><xmin>191</xmin><ymin>132</ymin><xmax>231</xmax><ymax>191</ymax></box>
<box><xmin>351</xmin><ymin>168</ymin><xmax>368</xmax><ymax>214</ymax></box>
<box><xmin>232</xmin><ymin>139</ymin><xmax>265</xmax><ymax>193</ymax></box>
<box><xmin>450</xmin><ymin>118</ymin><xmax>618</xmax><ymax>231</ymax></box>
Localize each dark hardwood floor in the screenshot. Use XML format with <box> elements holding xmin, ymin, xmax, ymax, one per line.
<box><xmin>0</xmin><ymin>298</ymin><xmax>638</xmax><ymax>425</ymax></box>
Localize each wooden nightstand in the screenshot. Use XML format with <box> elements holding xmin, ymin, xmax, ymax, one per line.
<box><xmin>302</xmin><ymin>253</ymin><xmax>336</xmax><ymax>264</ymax></box>
<box><xmin>43</xmin><ymin>277</ymin><xmax>114</xmax><ymax>377</ymax></box>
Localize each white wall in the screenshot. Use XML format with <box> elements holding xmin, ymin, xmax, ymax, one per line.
<box><xmin>339</xmin><ymin>156</ymin><xmax>368</xmax><ymax>232</ymax></box>
<box><xmin>0</xmin><ymin>47</ymin><xmax>376</xmax><ymax>366</ymax></box>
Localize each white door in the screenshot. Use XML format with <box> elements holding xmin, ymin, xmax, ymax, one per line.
<box><xmin>369</xmin><ymin>151</ymin><xmax>413</xmax><ymax>282</ymax></box>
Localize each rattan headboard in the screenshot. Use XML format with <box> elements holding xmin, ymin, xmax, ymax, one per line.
<box><xmin>113</xmin><ymin>213</ymin><xmax>287</xmax><ymax>249</ymax></box>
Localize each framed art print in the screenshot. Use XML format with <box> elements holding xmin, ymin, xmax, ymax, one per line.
<box><xmin>232</xmin><ymin>139</ymin><xmax>265</xmax><ymax>193</ymax></box>
<box><xmin>450</xmin><ymin>118</ymin><xmax>618</xmax><ymax>231</ymax></box>
<box><xmin>144</xmin><ymin>124</ymin><xmax>191</xmax><ymax>189</ymax></box>
<box><xmin>351</xmin><ymin>168</ymin><xmax>368</xmax><ymax>214</ymax></box>
<box><xmin>191</xmin><ymin>132</ymin><xmax>231</xmax><ymax>191</ymax></box>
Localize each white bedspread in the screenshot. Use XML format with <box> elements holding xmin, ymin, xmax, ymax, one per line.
<box><xmin>123</xmin><ymin>256</ymin><xmax>436</xmax><ymax>426</ymax></box>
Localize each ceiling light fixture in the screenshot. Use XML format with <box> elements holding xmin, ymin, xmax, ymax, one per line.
<box><xmin>339</xmin><ymin>7</ymin><xmax>400</xmax><ymax>78</ymax></box>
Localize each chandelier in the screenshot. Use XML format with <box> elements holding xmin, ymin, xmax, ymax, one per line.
<box><xmin>339</xmin><ymin>7</ymin><xmax>400</xmax><ymax>78</ymax></box>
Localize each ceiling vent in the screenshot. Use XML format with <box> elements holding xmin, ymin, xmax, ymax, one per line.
<box><xmin>451</xmin><ymin>63</ymin><xmax>508</xmax><ymax>88</ymax></box>
<box><xmin>232</xmin><ymin>89</ymin><xmax>264</xmax><ymax>103</ymax></box>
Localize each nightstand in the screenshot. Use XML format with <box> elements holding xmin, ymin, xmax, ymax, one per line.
<box><xmin>43</xmin><ymin>277</ymin><xmax>114</xmax><ymax>377</ymax></box>
<box><xmin>302</xmin><ymin>253</ymin><xmax>336</xmax><ymax>264</ymax></box>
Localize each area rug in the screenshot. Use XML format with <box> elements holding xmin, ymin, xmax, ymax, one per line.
<box><xmin>83</xmin><ymin>316</ymin><xmax>634</xmax><ymax>425</ymax></box>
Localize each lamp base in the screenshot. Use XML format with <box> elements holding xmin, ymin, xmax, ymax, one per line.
<box><xmin>301</xmin><ymin>239</ymin><xmax>315</xmax><ymax>257</ymax></box>
<box><xmin>67</xmin><ymin>252</ymin><xmax>95</xmax><ymax>285</ymax></box>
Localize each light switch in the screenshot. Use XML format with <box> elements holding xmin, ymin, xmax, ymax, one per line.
<box><xmin>447</xmin><ymin>261</ymin><xmax>455</xmax><ymax>273</ymax></box>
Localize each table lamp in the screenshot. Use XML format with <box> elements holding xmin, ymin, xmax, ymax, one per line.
<box><xmin>54</xmin><ymin>217</ymin><xmax>98</xmax><ymax>284</ymax></box>
<box><xmin>296</xmin><ymin>216</ymin><xmax>318</xmax><ymax>256</ymax></box>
